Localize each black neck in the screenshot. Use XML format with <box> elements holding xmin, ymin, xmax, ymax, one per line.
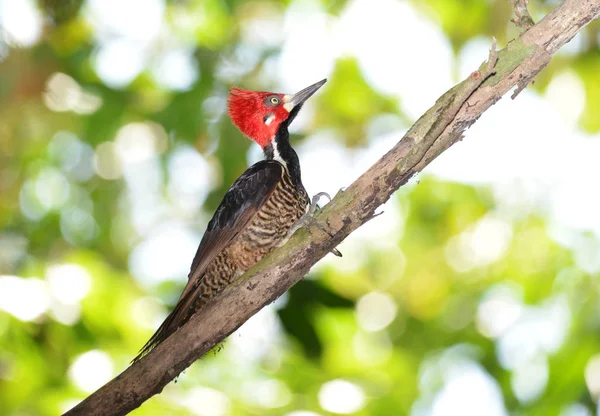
<box><xmin>263</xmin><ymin>106</ymin><xmax>304</xmax><ymax>187</ymax></box>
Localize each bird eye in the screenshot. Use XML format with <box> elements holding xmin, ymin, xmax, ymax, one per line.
<box><xmin>266</xmin><ymin>96</ymin><xmax>280</xmax><ymax>106</ymax></box>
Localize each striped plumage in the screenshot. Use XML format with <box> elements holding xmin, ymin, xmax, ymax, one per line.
<box><xmin>193</xmin><ymin>167</ymin><xmax>308</xmax><ymax>304</ymax></box>
<box><xmin>231</xmin><ymin>174</ymin><xmax>309</xmax><ymax>270</ymax></box>
<box><xmin>134</xmin><ymin>80</ymin><xmax>325</xmax><ymax>362</ymax></box>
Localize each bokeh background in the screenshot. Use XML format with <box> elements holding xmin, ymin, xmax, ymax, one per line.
<box><xmin>1</xmin><ymin>0</ymin><xmax>600</xmax><ymax>415</ymax></box>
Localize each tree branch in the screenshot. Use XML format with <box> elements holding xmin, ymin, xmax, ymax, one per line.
<box><xmin>511</xmin><ymin>0</ymin><xmax>536</xmax><ymax>30</ymax></box>
<box><xmin>65</xmin><ymin>1</ymin><xmax>600</xmax><ymax>415</ymax></box>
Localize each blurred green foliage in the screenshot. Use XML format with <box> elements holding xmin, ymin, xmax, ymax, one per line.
<box><xmin>1</xmin><ymin>0</ymin><xmax>600</xmax><ymax>415</ymax></box>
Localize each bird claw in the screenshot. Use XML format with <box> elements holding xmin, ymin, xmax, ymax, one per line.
<box><xmin>367</xmin><ymin>210</ymin><xmax>385</xmax><ymax>222</ymax></box>
<box><xmin>283</xmin><ymin>191</ymin><xmax>342</xmax><ymax>257</ymax></box>
<box><xmin>308</xmin><ymin>191</ymin><xmax>332</xmax><ymax>216</ymax></box>
<box><xmin>309</xmin><ymin>192</ymin><xmax>343</xmax><ymax>257</ymax></box>
<box><xmin>294</xmin><ymin>212</ymin><xmax>332</xmax><ymax>238</ymax></box>
<box><xmin>331</xmin><ymin>247</ymin><xmax>343</xmax><ymax>257</ymax></box>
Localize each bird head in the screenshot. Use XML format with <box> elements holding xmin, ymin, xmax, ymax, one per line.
<box><xmin>227</xmin><ymin>79</ymin><xmax>327</xmax><ymax>149</ymax></box>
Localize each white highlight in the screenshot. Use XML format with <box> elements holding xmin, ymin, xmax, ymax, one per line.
<box><xmin>115</xmin><ymin>122</ymin><xmax>168</xmax><ymax>165</ymax></box>
<box><xmin>356</xmin><ymin>292</ymin><xmax>397</xmax><ymax>332</ymax></box>
<box><xmin>318</xmin><ymin>379</ymin><xmax>366</xmax><ymax>414</ymax></box>
<box><xmin>511</xmin><ymin>355</ymin><xmax>549</xmax><ymax>404</ymax></box>
<box><xmin>476</xmin><ymin>285</ymin><xmax>523</xmax><ymax>339</ymax></box>
<box><xmin>167</xmin><ymin>145</ymin><xmax>215</xmax><ymax>214</ymax></box>
<box><xmin>94</xmin><ymin>142</ymin><xmax>122</xmax><ymax>180</ymax></box>
<box><xmin>493</xmin><ymin>294</ymin><xmax>571</xmax><ymax>387</ymax></box>
<box><xmin>426</xmin><ymin>88</ymin><xmax>600</xmax><ymax>246</ymax></box>
<box><xmin>0</xmin><ymin>0</ymin><xmax>42</xmax><ymax>47</ymax></box>
<box><xmin>129</xmin><ymin>222</ymin><xmax>200</xmax><ymax>287</ymax></box>
<box><xmin>585</xmin><ymin>354</ymin><xmax>600</xmax><ymax>400</ymax></box>
<box><xmin>353</xmin><ymin>331</ymin><xmax>393</xmax><ymax>366</ymax></box>
<box><xmin>336</xmin><ymin>0</ymin><xmax>453</xmax><ymax>119</ymax></box>
<box><xmin>545</xmin><ymin>70</ymin><xmax>586</xmax><ymax>125</ymax></box>
<box><xmin>560</xmin><ymin>404</ymin><xmax>592</xmax><ymax>416</ymax></box>
<box><xmin>131</xmin><ymin>296</ymin><xmax>165</xmax><ymax>329</ymax></box>
<box><xmin>34</xmin><ymin>167</ymin><xmax>71</xmax><ymax>211</ymax></box>
<box><xmin>230</xmin><ymin>306</ymin><xmax>282</xmax><ymax>361</ymax></box>
<box><xmin>0</xmin><ymin>276</ymin><xmax>50</xmax><ymax>321</ymax></box>
<box><xmin>445</xmin><ymin>215</ymin><xmax>513</xmax><ymax>272</ymax></box>
<box><xmin>178</xmin><ymin>386</ymin><xmax>230</xmax><ymax>416</ymax></box>
<box><xmin>151</xmin><ymin>49</ymin><xmax>199</xmax><ymax>91</ymax></box>
<box><xmin>244</xmin><ymin>379</ymin><xmax>292</xmax><ymax>408</ymax></box>
<box><xmin>93</xmin><ymin>39</ymin><xmax>147</xmax><ymax>88</ymax></box>
<box><xmin>43</xmin><ymin>73</ymin><xmax>103</xmax><ymax>114</ymax></box>
<box><xmin>46</xmin><ymin>264</ymin><xmax>92</xmax><ymax>305</ymax></box>
<box><xmin>85</xmin><ymin>0</ymin><xmax>164</xmax><ymax>41</ymax></box>
<box><xmin>430</xmin><ymin>362</ymin><xmax>507</xmax><ymax>416</ymax></box>
<box><xmin>68</xmin><ymin>350</ymin><xmax>114</xmax><ymax>393</ymax></box>
<box><xmin>279</xmin><ymin>2</ymin><xmax>336</xmax><ymax>91</ymax></box>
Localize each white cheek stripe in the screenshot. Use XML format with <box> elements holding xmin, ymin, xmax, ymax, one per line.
<box><xmin>264</xmin><ymin>114</ymin><xmax>275</xmax><ymax>125</ymax></box>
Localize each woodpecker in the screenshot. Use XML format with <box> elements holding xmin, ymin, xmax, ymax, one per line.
<box><xmin>134</xmin><ymin>79</ymin><xmax>333</xmax><ymax>361</ymax></box>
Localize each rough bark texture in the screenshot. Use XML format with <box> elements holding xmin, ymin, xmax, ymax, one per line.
<box><xmin>65</xmin><ymin>1</ymin><xmax>600</xmax><ymax>415</ymax></box>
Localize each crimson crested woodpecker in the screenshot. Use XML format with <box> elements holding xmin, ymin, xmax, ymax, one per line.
<box><xmin>134</xmin><ymin>79</ymin><xmax>338</xmax><ymax>361</ymax></box>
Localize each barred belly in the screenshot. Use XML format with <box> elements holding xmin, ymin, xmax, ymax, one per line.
<box><xmin>191</xmin><ymin>172</ymin><xmax>308</xmax><ymax>309</ymax></box>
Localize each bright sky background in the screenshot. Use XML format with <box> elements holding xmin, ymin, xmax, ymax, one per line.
<box><xmin>1</xmin><ymin>0</ymin><xmax>598</xmax><ymax>415</ymax></box>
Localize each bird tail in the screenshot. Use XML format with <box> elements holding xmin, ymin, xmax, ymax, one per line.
<box><xmin>131</xmin><ymin>289</ymin><xmax>198</xmax><ymax>363</ymax></box>
<box><xmin>131</xmin><ymin>274</ymin><xmax>210</xmax><ymax>363</ymax></box>
<box><xmin>131</xmin><ymin>309</ymin><xmax>180</xmax><ymax>363</ymax></box>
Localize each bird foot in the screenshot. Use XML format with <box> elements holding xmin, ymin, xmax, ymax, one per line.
<box><xmin>285</xmin><ymin>192</ymin><xmax>331</xmax><ymax>239</ymax></box>
<box><xmin>366</xmin><ymin>210</ymin><xmax>385</xmax><ymax>222</ymax></box>
<box><xmin>308</xmin><ymin>192</ymin><xmax>331</xmax><ymax>216</ymax></box>
<box><xmin>283</xmin><ymin>192</ymin><xmax>342</xmax><ymax>257</ymax></box>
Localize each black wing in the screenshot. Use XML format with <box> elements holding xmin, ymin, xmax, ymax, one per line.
<box><xmin>133</xmin><ymin>160</ymin><xmax>283</xmax><ymax>361</ymax></box>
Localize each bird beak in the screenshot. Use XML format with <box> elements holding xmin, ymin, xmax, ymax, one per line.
<box><xmin>283</xmin><ymin>79</ymin><xmax>327</xmax><ymax>112</ymax></box>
